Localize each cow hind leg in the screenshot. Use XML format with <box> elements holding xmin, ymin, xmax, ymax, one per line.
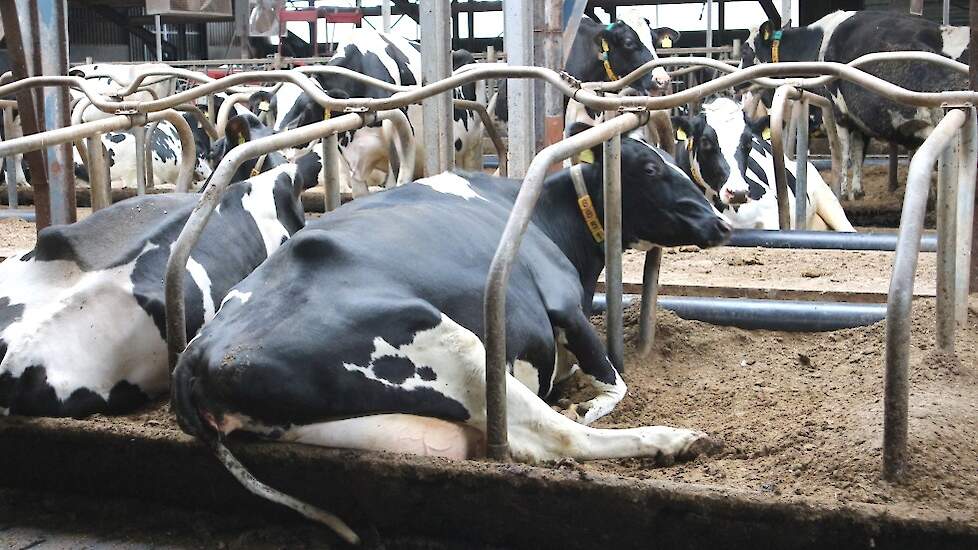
<box><xmin>850</xmin><ymin>133</ymin><xmax>868</xmax><ymax>200</ymax></box>
<box><xmin>284</xmin><ymin>414</ymin><xmax>484</xmax><ymax>459</ymax></box>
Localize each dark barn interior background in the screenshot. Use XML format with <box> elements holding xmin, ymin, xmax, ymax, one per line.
<box><xmin>0</xmin><ymin>0</ymin><xmax>972</xmax><ymax>71</ymax></box>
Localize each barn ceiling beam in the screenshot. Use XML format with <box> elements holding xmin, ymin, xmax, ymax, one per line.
<box><xmin>89</xmin><ymin>4</ymin><xmax>177</xmax><ymax>59</ymax></box>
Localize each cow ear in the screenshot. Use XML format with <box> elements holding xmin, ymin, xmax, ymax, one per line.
<box><xmin>293</xmin><ymin>150</ymin><xmax>323</xmax><ymax>197</ymax></box>
<box><xmin>224</xmin><ymin>115</ymin><xmax>252</xmax><ymax>150</ymax></box>
<box><xmin>758</xmin><ymin>20</ymin><xmax>781</xmax><ymax>44</ymax></box>
<box><xmin>671</xmin><ymin>117</ymin><xmax>693</xmax><ymax>142</ymax></box>
<box><xmin>567</xmin><ymin>122</ymin><xmax>603</xmax><ymax>164</ymax></box>
<box><xmin>593</xmin><ymin>20</ymin><xmax>619</xmax><ymax>46</ymax></box>
<box><xmin>651</xmin><ymin>27</ymin><xmax>680</xmax><ymax>49</ymax></box>
<box><xmin>747</xmin><ymin>113</ymin><xmax>771</xmax><ymax>139</ymax></box>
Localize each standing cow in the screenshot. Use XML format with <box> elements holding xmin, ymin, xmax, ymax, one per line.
<box><xmin>0</xmin><ymin>118</ymin><xmax>319</xmax><ymax>418</ymax></box>
<box><xmin>741</xmin><ymin>10</ymin><xmax>970</xmax><ymax>200</ymax></box>
<box><xmin>249</xmin><ymin>29</ymin><xmax>483</xmax><ymax>195</ymax></box>
<box><xmin>672</xmin><ymin>98</ymin><xmax>854</xmax><ymax>231</ymax></box>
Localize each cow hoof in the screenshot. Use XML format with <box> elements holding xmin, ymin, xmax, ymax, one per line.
<box><xmin>558</xmin><ymin>405</ymin><xmax>582</xmax><ymax>422</ymax></box>
<box><xmin>678</xmin><ymin>432</ymin><xmax>723</xmax><ymax>461</ymax></box>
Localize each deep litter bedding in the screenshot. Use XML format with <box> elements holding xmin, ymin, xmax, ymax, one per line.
<box><xmin>575</xmin><ymin>301</ymin><xmax>978</xmax><ymax>525</ymax></box>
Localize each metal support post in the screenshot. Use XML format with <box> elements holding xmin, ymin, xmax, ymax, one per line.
<box><xmin>86</xmin><ymin>133</ymin><xmax>111</xmax><ymax>211</ymax></box>
<box><xmin>235</xmin><ymin>0</ymin><xmax>249</xmax><ymax>59</ymax></box>
<box><xmin>706</xmin><ymin>0</ymin><xmax>713</xmax><ymax>52</ymax></box>
<box><xmin>782</xmin><ymin>0</ymin><xmax>792</xmax><ymax>25</ymax></box>
<box><xmin>936</xmin><ymin>130</ymin><xmax>959</xmax><ymax>352</ymax></box>
<box><xmin>133</xmin><ymin>125</ymin><xmax>148</xmax><ymax>195</ymax></box>
<box><xmin>2</xmin><ymin>107</ymin><xmax>17</xmax><ymax>210</ymax></box>
<box><xmin>544</xmin><ymin>0</ymin><xmax>563</xmax><ymax>147</ymax></box>
<box><xmin>503</xmin><ymin>0</ymin><xmax>534</xmax><ymax>177</ymax></box>
<box><xmin>322</xmin><ymin>135</ymin><xmax>341</xmax><ymax>211</ymax></box>
<box><xmin>794</xmin><ymin>98</ymin><xmax>809</xmax><ymax>230</ymax></box>
<box><xmin>955</xmin><ymin>109</ymin><xmax>977</xmax><ymax>323</ymax></box>
<box><xmin>420</xmin><ymin>0</ymin><xmax>454</xmax><ymax>175</ymax></box>
<box><xmin>38</xmin><ymin>0</ymin><xmax>75</xmax><ymax>226</ymax></box>
<box><xmin>382</xmin><ymin>0</ymin><xmax>392</xmax><ymax>32</ymax></box>
<box><xmin>604</xmin><ymin>125</ymin><xmax>624</xmax><ymax>372</ymax></box>
<box><xmin>970</xmin><ymin>0</ymin><xmax>978</xmax><ymax>293</ymax></box>
<box><xmin>884</xmin><ymin>109</ymin><xmax>966</xmax><ymax>482</ymax></box>
<box><xmin>944</xmin><ymin>0</ymin><xmax>951</xmax><ymax>25</ymax></box>
<box><xmin>911</xmin><ymin>0</ymin><xmax>924</xmax><ymax>16</ymax></box>
<box><xmin>636</xmin><ymin>247</ymin><xmax>663</xmax><ymax>358</ymax></box>
<box><xmin>155</xmin><ymin>14</ymin><xmax>164</xmax><ymax>62</ymax></box>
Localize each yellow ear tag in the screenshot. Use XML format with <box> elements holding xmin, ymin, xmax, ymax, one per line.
<box><xmin>237</xmin><ymin>136</ymin><xmax>246</xmax><ymax>146</ymax></box>
<box><xmin>579</xmin><ymin>149</ymin><xmax>595</xmax><ymax>164</ymax></box>
<box><xmin>258</xmin><ymin>101</ymin><xmax>270</xmax><ymax>112</ymax></box>
<box><xmin>762</xmin><ymin>127</ymin><xmax>772</xmax><ymax>140</ymax></box>
<box><xmin>763</xmin><ymin>28</ymin><xmax>770</xmax><ymax>40</ymax></box>
<box><xmin>660</xmin><ymin>36</ymin><xmax>672</xmax><ymax>48</ymax></box>
<box><xmin>676</xmin><ymin>128</ymin><xmax>687</xmax><ymax>141</ymax></box>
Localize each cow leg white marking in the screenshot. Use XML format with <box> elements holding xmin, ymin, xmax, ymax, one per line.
<box><xmin>837</xmin><ymin>125</ymin><xmax>852</xmax><ymax>201</ymax></box>
<box><xmin>283</xmin><ymin>414</ymin><xmax>484</xmax><ymax>459</ymax></box>
<box><xmin>850</xmin><ymin>132</ymin><xmax>866</xmax><ymax>200</ymax></box>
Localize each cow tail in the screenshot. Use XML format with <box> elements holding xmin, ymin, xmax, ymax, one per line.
<box><xmin>213</xmin><ymin>441</ymin><xmax>361</xmax><ymax>545</ymax></box>
<box><xmin>171</xmin><ymin>361</ymin><xmax>360</xmax><ymax>545</ymax></box>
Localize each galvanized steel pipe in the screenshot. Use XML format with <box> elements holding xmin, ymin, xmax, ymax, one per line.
<box><xmin>955</xmin><ymin>109</ymin><xmax>977</xmax><ymax>328</ymax></box>
<box><xmin>164</xmin><ymin>112</ymin><xmax>375</xmax><ymax>369</ymax></box>
<box><xmin>770</xmin><ymin>86</ymin><xmax>794</xmax><ymax>229</ymax></box>
<box><xmin>484</xmin><ymin>112</ymin><xmax>646</xmax><ymax>460</ymax></box>
<box><xmin>936</xmin><ymin>133</ymin><xmax>959</xmax><ymax>353</ymax></box>
<box><xmin>794</xmin><ymin>98</ymin><xmax>810</xmax><ymax>230</ymax></box>
<box><xmin>604</xmin><ymin>119</ymin><xmax>624</xmax><ymax>372</ymax></box>
<box><xmin>884</xmin><ymin>108</ymin><xmax>967</xmax><ymax>482</ymax></box>
<box><xmin>636</xmin><ymin>247</ymin><xmax>663</xmax><ymax>358</ymax></box>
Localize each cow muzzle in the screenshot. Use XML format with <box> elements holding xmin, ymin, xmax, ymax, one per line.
<box><xmin>724</xmin><ymin>188</ymin><xmax>749</xmax><ymax>205</ymax></box>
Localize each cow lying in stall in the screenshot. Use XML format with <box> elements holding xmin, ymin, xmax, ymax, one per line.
<box><xmin>672</xmin><ymin>98</ymin><xmax>854</xmax><ymax>231</ymax></box>
<box><xmin>172</xmin><ymin>124</ymin><xmax>731</xmax><ymax>469</ymax></box>
<box><xmin>0</xmin><ymin>115</ymin><xmax>318</xmax><ymax>417</ymax></box>
<box><xmin>741</xmin><ymin>10</ymin><xmax>970</xmax><ymax>200</ymax></box>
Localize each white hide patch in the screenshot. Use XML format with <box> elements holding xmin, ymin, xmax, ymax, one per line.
<box><xmin>511</xmin><ymin>359</ymin><xmax>540</xmax><ymax>396</ymax></box>
<box><xmin>941</xmin><ymin>26</ymin><xmax>970</xmax><ymax>60</ymax></box>
<box><xmin>416</xmin><ymin>172</ymin><xmax>487</xmax><ymax>201</ymax></box>
<box><xmin>813</xmin><ymin>11</ymin><xmax>856</xmax><ymax>61</ymax></box>
<box><xmin>0</xmin><ymin>244</ymin><xmax>169</xmax><ymax>401</ymax></box>
<box><xmin>239</xmin><ymin>164</ymin><xmax>297</xmax><ymax>256</ymax></box>
<box><xmin>338</xmin><ymin>313</ymin><xmax>486</xmax><ymax>411</ymax></box>
<box><xmin>186</xmin><ymin>257</ymin><xmax>216</xmax><ymax>321</ymax></box>
<box><xmin>221</xmin><ymin>289</ymin><xmax>253</xmax><ymax>307</ymax></box>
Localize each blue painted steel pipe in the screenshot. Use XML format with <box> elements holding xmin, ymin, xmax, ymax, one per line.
<box><xmin>592</xmin><ymin>294</ymin><xmax>886</xmax><ymax>332</ymax></box>
<box><xmin>727</xmin><ymin>229</ymin><xmax>937</xmax><ymax>252</ymax></box>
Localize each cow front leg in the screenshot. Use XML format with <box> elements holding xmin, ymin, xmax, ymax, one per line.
<box><xmin>552</xmin><ymin>310</ymin><xmax>627</xmax><ymax>426</ymax></box>
<box><xmin>434</xmin><ymin>315</ymin><xmax>717</xmax><ymax>463</ymax></box>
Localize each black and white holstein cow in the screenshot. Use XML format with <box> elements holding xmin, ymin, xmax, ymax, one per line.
<box><xmin>673</xmin><ymin>98</ymin><xmax>854</xmax><ymax>231</ymax></box>
<box><xmin>0</xmin><ymin>116</ymin><xmax>318</xmax><ymax>417</ymax></box>
<box><xmin>173</xmin><ymin>126</ymin><xmax>731</xmax><ymax>467</ymax></box>
<box><xmin>741</xmin><ymin>10</ymin><xmax>970</xmax><ymax>200</ymax></box>
<box><xmin>251</xmin><ymin>29</ymin><xmax>483</xmax><ymax>194</ymax></box>
<box><xmin>563</xmin><ymin>10</ymin><xmax>681</xmax><ymax>149</ymax></box>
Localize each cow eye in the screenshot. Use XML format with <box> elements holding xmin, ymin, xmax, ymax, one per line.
<box><xmin>700</xmin><ymin>140</ymin><xmax>713</xmax><ymax>151</ymax></box>
<box><xmin>623</xmin><ymin>39</ymin><xmax>636</xmax><ymax>49</ymax></box>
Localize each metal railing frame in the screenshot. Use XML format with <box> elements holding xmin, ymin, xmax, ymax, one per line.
<box><xmin>1</xmin><ymin>54</ymin><xmax>976</xmax><ymax>480</ymax></box>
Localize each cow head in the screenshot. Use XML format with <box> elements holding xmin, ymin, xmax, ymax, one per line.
<box><xmin>569</xmin><ymin>123</ymin><xmax>730</xmax><ymax>249</ymax></box>
<box><xmin>182</xmin><ymin>113</ymin><xmax>213</xmax><ymax>182</ymax></box>
<box><xmin>210</xmin><ymin>113</ymin><xmax>286</xmax><ymax>183</ymax></box>
<box><xmin>741</xmin><ymin>17</ymin><xmax>784</xmax><ymax>69</ymax></box>
<box><xmin>615</xmin><ymin>10</ymin><xmax>680</xmax><ymax>94</ymax></box>
<box><xmin>595</xmin><ymin>20</ymin><xmax>660</xmax><ymax>93</ymax></box>
<box><xmin>672</xmin><ymin>98</ymin><xmax>771</xmax><ymax>208</ymax></box>
<box><xmin>277</xmin><ymin>89</ymin><xmax>349</xmax><ymax>133</ymax></box>
<box><xmin>248</xmin><ymin>90</ymin><xmax>277</xmax><ymax>127</ymax></box>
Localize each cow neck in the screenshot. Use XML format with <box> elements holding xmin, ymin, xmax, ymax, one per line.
<box><xmin>767</xmin><ymin>27</ymin><xmax>822</xmax><ymax>63</ymax></box>
<box><xmin>535</xmin><ymin>163</ymin><xmax>607</xmax><ymax>290</ymax></box>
